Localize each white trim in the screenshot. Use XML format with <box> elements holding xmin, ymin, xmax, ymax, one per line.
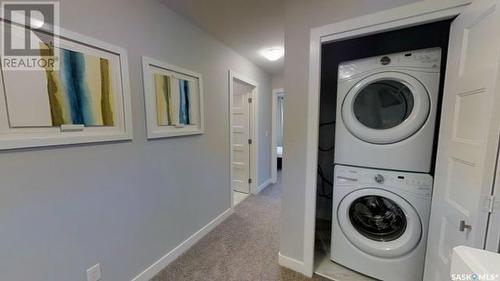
<box><xmin>278</xmin><ymin>252</ymin><xmax>307</xmax><ymax>275</ymax></box>
<box><xmin>271</xmin><ymin>88</ymin><xmax>284</xmax><ymax>184</ymax></box>
<box><xmin>302</xmin><ymin>0</ymin><xmax>471</xmax><ymax>277</ymax></box>
<box><xmin>255</xmin><ymin>178</ymin><xmax>273</xmax><ymax>194</ymax></box>
<box><xmin>486</xmin><ymin>141</ymin><xmax>500</xmax><ymax>252</ymax></box>
<box><xmin>229</xmin><ymin>69</ymin><xmax>234</xmax><ymax>208</ymax></box>
<box><xmin>130</xmin><ymin>208</ymin><xmax>233</xmax><ymax>281</ymax></box>
<box><xmin>228</xmin><ymin>70</ymin><xmax>259</xmax><ymax>202</ymax></box>
<box><xmin>0</xmin><ymin>20</ymin><xmax>133</xmax><ymax>150</ymax></box>
<box><xmin>318</xmin><ymin>1</ymin><xmax>470</xmax><ymax>44</ymax></box>
<box><xmin>141</xmin><ymin>56</ymin><xmax>205</xmax><ymax>139</ymax></box>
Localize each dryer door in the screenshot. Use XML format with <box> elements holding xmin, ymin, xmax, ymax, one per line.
<box><xmin>342</xmin><ymin>71</ymin><xmax>430</xmax><ymax>144</ymax></box>
<box><xmin>337</xmin><ymin>188</ymin><xmax>422</xmax><ymax>258</ymax></box>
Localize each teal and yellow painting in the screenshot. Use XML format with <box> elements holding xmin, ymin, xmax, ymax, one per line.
<box><xmin>42</xmin><ymin>46</ymin><xmax>115</xmax><ymax>126</ymax></box>
<box><xmin>154</xmin><ymin>74</ymin><xmax>195</xmax><ymax>126</ymax></box>
<box><xmin>1</xmin><ymin>46</ymin><xmax>116</xmax><ymax>128</ymax></box>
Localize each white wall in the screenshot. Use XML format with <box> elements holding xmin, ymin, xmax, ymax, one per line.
<box><xmin>272</xmin><ymin>73</ymin><xmax>284</xmax><ymax>90</ymax></box>
<box><xmin>0</xmin><ymin>1</ymin><xmax>272</xmax><ymax>280</ymax></box>
<box><xmin>279</xmin><ymin>0</ymin><xmax>420</xmax><ymax>263</ymax></box>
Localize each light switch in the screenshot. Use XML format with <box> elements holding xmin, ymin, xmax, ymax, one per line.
<box><xmin>87</xmin><ymin>263</ymin><xmax>102</xmax><ymax>281</ymax></box>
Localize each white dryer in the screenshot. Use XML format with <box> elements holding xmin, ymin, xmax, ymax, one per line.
<box><xmin>331</xmin><ymin>165</ymin><xmax>433</xmax><ymax>281</ymax></box>
<box><xmin>335</xmin><ymin>48</ymin><xmax>441</xmax><ymax>173</ymax></box>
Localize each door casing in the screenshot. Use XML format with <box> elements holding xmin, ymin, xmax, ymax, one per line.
<box><xmin>485</xmin><ymin>142</ymin><xmax>500</xmax><ymax>253</ymax></box>
<box><xmin>271</xmin><ymin>88</ymin><xmax>284</xmax><ymax>184</ymax></box>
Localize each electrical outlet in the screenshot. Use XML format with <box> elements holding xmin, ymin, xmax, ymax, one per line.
<box><xmin>86</xmin><ymin>263</ymin><xmax>102</xmax><ymax>281</ymax></box>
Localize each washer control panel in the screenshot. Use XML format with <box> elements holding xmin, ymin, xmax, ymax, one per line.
<box><xmin>374</xmin><ymin>174</ymin><xmax>384</xmax><ymax>184</ymax></box>
<box><xmin>334</xmin><ymin>165</ymin><xmax>433</xmax><ymax>197</ymax></box>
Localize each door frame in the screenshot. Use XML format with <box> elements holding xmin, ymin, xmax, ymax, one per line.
<box><xmin>297</xmin><ymin>0</ymin><xmax>472</xmax><ymax>277</ymax></box>
<box><xmin>228</xmin><ymin>70</ymin><xmax>259</xmax><ymax>207</ymax></box>
<box><xmin>486</xmin><ymin>142</ymin><xmax>500</xmax><ymax>253</ymax></box>
<box><xmin>271</xmin><ymin>88</ymin><xmax>284</xmax><ymax>184</ymax></box>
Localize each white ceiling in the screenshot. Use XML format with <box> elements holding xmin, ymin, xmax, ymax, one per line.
<box><xmin>161</xmin><ymin>0</ymin><xmax>285</xmax><ymax>75</ymax></box>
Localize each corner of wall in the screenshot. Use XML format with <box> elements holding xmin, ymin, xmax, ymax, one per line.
<box><xmin>278</xmin><ymin>252</ymin><xmax>311</xmax><ymax>277</ymax></box>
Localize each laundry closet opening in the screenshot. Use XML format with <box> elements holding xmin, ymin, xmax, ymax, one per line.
<box><xmin>314</xmin><ymin>19</ymin><xmax>453</xmax><ymax>279</ymax></box>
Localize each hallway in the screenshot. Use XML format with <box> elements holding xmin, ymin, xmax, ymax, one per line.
<box><xmin>151</xmin><ymin>174</ymin><xmax>327</xmax><ymax>281</ymax></box>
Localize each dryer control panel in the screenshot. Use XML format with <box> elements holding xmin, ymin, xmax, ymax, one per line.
<box><xmin>338</xmin><ymin>47</ymin><xmax>442</xmax><ymax>80</ymax></box>
<box><xmin>395</xmin><ymin>48</ymin><xmax>441</xmax><ymax>67</ymax></box>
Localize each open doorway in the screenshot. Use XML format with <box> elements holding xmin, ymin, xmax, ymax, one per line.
<box><xmin>272</xmin><ymin>88</ymin><xmax>284</xmax><ymax>184</ymax></box>
<box><xmin>229</xmin><ymin>70</ymin><xmax>259</xmax><ymax>207</ymax></box>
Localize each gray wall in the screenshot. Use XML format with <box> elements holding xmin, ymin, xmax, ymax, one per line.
<box><xmin>0</xmin><ymin>0</ymin><xmax>272</xmax><ymax>280</ymax></box>
<box><xmin>279</xmin><ymin>0</ymin><xmax>420</xmax><ymax>262</ymax></box>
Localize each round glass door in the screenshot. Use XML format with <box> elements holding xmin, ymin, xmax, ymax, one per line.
<box><xmin>337</xmin><ymin>188</ymin><xmax>422</xmax><ymax>258</ymax></box>
<box><xmin>342</xmin><ymin>72</ymin><xmax>430</xmax><ymax>144</ymax></box>
<box><xmin>349</xmin><ymin>195</ymin><xmax>407</xmax><ymax>242</ymax></box>
<box><xmin>353</xmin><ymin>81</ymin><xmax>414</xmax><ymax>130</ymax></box>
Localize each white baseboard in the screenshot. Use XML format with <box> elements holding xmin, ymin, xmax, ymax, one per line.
<box><xmin>131</xmin><ymin>208</ymin><xmax>233</xmax><ymax>281</ymax></box>
<box><xmin>254</xmin><ymin>178</ymin><xmax>272</xmax><ymax>194</ymax></box>
<box><xmin>278</xmin><ymin>252</ymin><xmax>308</xmax><ymax>276</ymax></box>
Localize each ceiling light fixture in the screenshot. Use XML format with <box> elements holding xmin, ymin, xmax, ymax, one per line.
<box><xmin>261</xmin><ymin>47</ymin><xmax>284</xmax><ymax>61</ymax></box>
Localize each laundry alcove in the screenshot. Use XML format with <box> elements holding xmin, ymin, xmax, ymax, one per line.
<box><xmin>314</xmin><ymin>19</ymin><xmax>453</xmax><ymax>279</ymax></box>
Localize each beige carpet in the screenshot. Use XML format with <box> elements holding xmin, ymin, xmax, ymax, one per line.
<box><xmin>151</xmin><ymin>173</ymin><xmax>328</xmax><ymax>281</ymax></box>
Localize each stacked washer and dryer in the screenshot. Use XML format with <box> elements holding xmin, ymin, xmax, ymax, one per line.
<box><xmin>330</xmin><ymin>48</ymin><xmax>442</xmax><ymax>281</ymax></box>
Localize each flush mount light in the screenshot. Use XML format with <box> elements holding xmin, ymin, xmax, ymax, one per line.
<box><xmin>261</xmin><ymin>47</ymin><xmax>284</xmax><ymax>61</ymax></box>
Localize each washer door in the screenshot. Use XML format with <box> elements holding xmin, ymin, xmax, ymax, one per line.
<box><xmin>342</xmin><ymin>72</ymin><xmax>430</xmax><ymax>144</ymax></box>
<box><xmin>337</xmin><ymin>188</ymin><xmax>422</xmax><ymax>258</ymax></box>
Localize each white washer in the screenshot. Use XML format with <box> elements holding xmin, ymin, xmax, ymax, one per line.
<box><xmin>335</xmin><ymin>48</ymin><xmax>441</xmax><ymax>173</ymax></box>
<box><xmin>331</xmin><ymin>165</ymin><xmax>433</xmax><ymax>281</ymax></box>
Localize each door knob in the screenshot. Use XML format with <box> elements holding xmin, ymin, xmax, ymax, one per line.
<box><xmin>459</xmin><ymin>220</ymin><xmax>472</xmax><ymax>232</ymax></box>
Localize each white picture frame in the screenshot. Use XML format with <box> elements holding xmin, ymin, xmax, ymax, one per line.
<box><xmin>142</xmin><ymin>57</ymin><xmax>205</xmax><ymax>139</ymax></box>
<box><xmin>0</xmin><ymin>20</ymin><xmax>133</xmax><ymax>150</ymax></box>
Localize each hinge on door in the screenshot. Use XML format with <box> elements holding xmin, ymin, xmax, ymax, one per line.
<box><xmin>487</xmin><ymin>195</ymin><xmax>497</xmax><ymax>214</ymax></box>
<box><xmin>248</xmin><ymin>139</ymin><xmax>252</xmax><ymax>145</ymax></box>
<box><xmin>248</xmin><ymin>97</ymin><xmax>252</xmax><ymax>103</ymax></box>
<box><xmin>248</xmin><ymin>178</ymin><xmax>252</xmax><ymax>184</ymax></box>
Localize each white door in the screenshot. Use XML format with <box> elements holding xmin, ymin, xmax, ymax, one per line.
<box><xmin>232</xmin><ymin>80</ymin><xmax>252</xmax><ymax>194</ymax></box>
<box><xmin>424</xmin><ymin>0</ymin><xmax>500</xmax><ymax>280</ymax></box>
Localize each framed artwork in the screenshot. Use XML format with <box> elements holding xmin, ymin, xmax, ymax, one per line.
<box><xmin>0</xmin><ymin>21</ymin><xmax>133</xmax><ymax>150</ymax></box>
<box><xmin>142</xmin><ymin>57</ymin><xmax>204</xmax><ymax>139</ymax></box>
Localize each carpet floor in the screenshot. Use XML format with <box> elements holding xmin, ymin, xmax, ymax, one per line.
<box><xmin>151</xmin><ymin>173</ymin><xmax>328</xmax><ymax>281</ymax></box>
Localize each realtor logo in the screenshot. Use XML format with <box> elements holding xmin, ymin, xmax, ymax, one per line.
<box><xmin>1</xmin><ymin>1</ymin><xmax>60</xmax><ymax>70</ymax></box>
